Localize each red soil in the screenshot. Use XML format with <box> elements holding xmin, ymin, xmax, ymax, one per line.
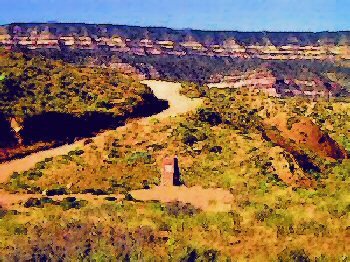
<box><xmin>263</xmin><ymin>114</ymin><xmax>348</xmax><ymax>170</ymax></box>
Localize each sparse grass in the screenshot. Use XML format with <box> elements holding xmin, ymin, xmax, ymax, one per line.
<box><xmin>0</xmin><ymin>197</ymin><xmax>348</xmax><ymax>260</ymax></box>
<box><xmin>1</xmin><ymin>83</ymin><xmax>350</xmax><ymax>260</ymax></box>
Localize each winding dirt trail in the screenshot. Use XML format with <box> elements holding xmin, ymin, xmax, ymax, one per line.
<box><xmin>0</xmin><ymin>80</ymin><xmax>202</xmax><ymax>207</ymax></box>
<box><xmin>140</xmin><ymin>80</ymin><xmax>202</xmax><ymax>120</ymax></box>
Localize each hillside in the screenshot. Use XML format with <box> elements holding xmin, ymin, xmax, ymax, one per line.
<box><xmin>0</xmin><ymin>23</ymin><xmax>349</xmax><ymax>261</ymax></box>
<box><xmin>0</xmin><ymin>49</ymin><xmax>154</xmax><ymax>118</ymax></box>
<box><xmin>0</xmin><ymin>49</ymin><xmax>168</xmax><ymax>159</ymax></box>
<box><xmin>0</xmin><ymin>81</ymin><xmax>349</xmax><ymax>260</ymax></box>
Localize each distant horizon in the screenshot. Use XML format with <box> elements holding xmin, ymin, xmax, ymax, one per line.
<box><xmin>0</xmin><ymin>0</ymin><xmax>348</xmax><ymax>32</ymax></box>
<box><xmin>1</xmin><ymin>21</ymin><xmax>349</xmax><ymax>34</ymax></box>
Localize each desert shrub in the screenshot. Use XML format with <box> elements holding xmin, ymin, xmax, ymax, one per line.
<box><xmin>104</xmin><ymin>196</ymin><xmax>118</xmax><ymax>201</ymax></box>
<box><xmin>202</xmin><ymin>249</ymin><xmax>220</xmax><ymax>262</ymax></box>
<box><xmin>40</xmin><ymin>197</ymin><xmax>56</xmax><ymax>204</ymax></box>
<box><xmin>0</xmin><ymin>206</ymin><xmax>7</xmax><ymax>218</ymax></box>
<box><xmin>181</xmin><ymin>248</ymin><xmax>200</xmax><ymax>261</ymax></box>
<box><xmin>148</xmin><ymin>143</ymin><xmax>164</xmax><ymax>151</ymax></box>
<box><xmin>338</xmin><ymin>136</ymin><xmax>350</xmax><ymax>152</ymax></box>
<box><xmin>83</xmin><ymin>138</ymin><xmax>94</xmax><ymax>145</ymax></box>
<box><xmin>124</xmin><ymin>193</ymin><xmax>137</xmax><ymax>201</ymax></box>
<box><xmin>295</xmin><ymin>221</ymin><xmax>328</xmax><ymax>236</ymax></box>
<box><xmin>107</xmin><ymin>148</ymin><xmax>120</xmax><ymax>159</ymax></box>
<box><xmin>13</xmin><ymin>225</ymin><xmax>28</xmax><ymax>236</ymax></box>
<box><xmin>330</xmin><ymin>159</ymin><xmax>350</xmax><ymax>181</ymax></box>
<box><xmin>286</xmin><ymin>117</ymin><xmax>301</xmax><ymax>130</ymax></box>
<box><xmin>24</xmin><ymin>198</ymin><xmax>44</xmax><ymax>208</ymax></box>
<box><xmin>81</xmin><ymin>188</ymin><xmax>109</xmax><ymax>195</ymax></box>
<box><xmin>68</xmin><ymin>149</ymin><xmax>84</xmax><ymax>156</ymax></box>
<box><xmin>24</xmin><ymin>197</ymin><xmax>56</xmax><ymax>208</ymax></box>
<box><xmin>34</xmin><ymin>160</ymin><xmax>48</xmax><ymax>170</ymax></box>
<box><xmin>183</xmin><ymin>131</ymin><xmax>199</xmax><ymax>146</ymax></box>
<box><xmin>255</xmin><ymin>204</ymin><xmax>274</xmax><ymax>222</ymax></box>
<box><xmin>198</xmin><ymin>108</ymin><xmax>222</xmax><ymax>126</ymax></box>
<box><xmin>46</xmin><ymin>188</ymin><xmax>67</xmax><ymax>196</ymax></box>
<box><xmin>25</xmin><ymin>170</ymin><xmax>43</xmax><ymax>180</ymax></box>
<box><xmin>277</xmin><ymin>248</ymin><xmax>311</xmax><ymax>262</ymax></box>
<box><xmin>8</xmin><ymin>172</ymin><xmax>31</xmax><ymax>191</ymax></box>
<box><xmin>163</xmin><ymin>201</ymin><xmax>200</xmax><ymax>217</ymax></box>
<box><xmin>142</xmin><ymin>180</ymin><xmax>151</xmax><ymax>189</ymax></box>
<box><xmin>326</xmin><ymin>202</ymin><xmax>350</xmax><ymax>218</ymax></box>
<box><xmin>61</xmin><ymin>154</ymin><xmax>74</xmax><ymax>162</ymax></box>
<box><xmin>228</xmin><ymin>211</ymin><xmax>243</xmax><ymax>227</ymax></box>
<box><xmin>180</xmin><ymin>247</ymin><xmax>221</xmax><ymax>262</ymax></box>
<box><xmin>60</xmin><ymin>197</ymin><xmax>87</xmax><ymax>210</ymax></box>
<box><xmin>127</xmin><ymin>151</ymin><xmax>153</xmax><ymax>165</ymax></box>
<box><xmin>179</xmin><ymin>125</ymin><xmax>208</xmax><ymax>146</ymax></box>
<box><xmin>276</xmin><ymin>224</ymin><xmax>296</xmax><ymax>238</ymax></box>
<box><xmin>180</xmin><ymin>82</ymin><xmax>205</xmax><ymax>98</ymax></box>
<box><xmin>209</xmin><ymin>145</ymin><xmax>222</xmax><ymax>153</ymax></box>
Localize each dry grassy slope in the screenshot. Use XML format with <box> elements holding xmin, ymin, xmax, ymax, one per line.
<box><xmin>0</xmin><ymin>112</ymin><xmax>311</xmax><ymax>195</ymax></box>
<box><xmin>1</xmin><ymin>114</ymin><xmax>349</xmax><ymax>260</ymax></box>
<box><xmin>0</xmin><ymin>82</ymin><xmax>349</xmax><ymax>260</ymax></box>
<box><xmin>0</xmin><ymin>81</ymin><xmax>201</xmax><ymax>184</ymax></box>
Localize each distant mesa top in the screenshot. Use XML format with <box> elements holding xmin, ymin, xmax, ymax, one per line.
<box><xmin>0</xmin><ymin>23</ymin><xmax>349</xmax><ymax>60</ymax></box>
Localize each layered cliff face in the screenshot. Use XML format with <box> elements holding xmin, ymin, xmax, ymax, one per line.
<box><xmin>2</xmin><ymin>25</ymin><xmax>349</xmax><ymax>99</ymax></box>
<box><xmin>0</xmin><ymin>23</ymin><xmax>350</xmax><ymax>60</ymax></box>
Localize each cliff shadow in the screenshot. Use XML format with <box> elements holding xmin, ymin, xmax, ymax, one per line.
<box><xmin>20</xmin><ymin>94</ymin><xmax>168</xmax><ymax>145</ymax></box>
<box><xmin>0</xmin><ymin>94</ymin><xmax>168</xmax><ymax>161</ymax></box>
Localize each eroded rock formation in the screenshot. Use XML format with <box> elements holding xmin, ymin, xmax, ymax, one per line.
<box><xmin>263</xmin><ymin>114</ymin><xmax>348</xmax><ymax>174</ymax></box>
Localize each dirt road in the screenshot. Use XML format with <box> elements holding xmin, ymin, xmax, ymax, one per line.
<box><xmin>140</xmin><ymin>80</ymin><xmax>202</xmax><ymax>120</ymax></box>
<box><xmin>0</xmin><ymin>81</ymin><xmax>234</xmax><ymax>213</ymax></box>
<box><xmin>0</xmin><ymin>81</ymin><xmax>202</xmax><ymax>205</ymax></box>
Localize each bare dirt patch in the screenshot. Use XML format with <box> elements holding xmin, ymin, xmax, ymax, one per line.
<box><xmin>0</xmin><ymin>189</ymin><xmax>42</xmax><ymax>210</ymax></box>
<box><xmin>130</xmin><ymin>186</ymin><xmax>234</xmax><ymax>212</ymax></box>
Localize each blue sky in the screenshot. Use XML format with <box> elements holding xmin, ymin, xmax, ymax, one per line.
<box><xmin>0</xmin><ymin>0</ymin><xmax>348</xmax><ymax>31</ymax></box>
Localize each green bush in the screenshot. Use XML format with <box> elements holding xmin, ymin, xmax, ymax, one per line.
<box><xmin>0</xmin><ymin>207</ymin><xmax>7</xmax><ymax>218</ymax></box>
<box><xmin>163</xmin><ymin>201</ymin><xmax>201</xmax><ymax>217</ymax></box>
<box><xmin>46</xmin><ymin>188</ymin><xmax>67</xmax><ymax>196</ymax></box>
<box><xmin>104</xmin><ymin>196</ymin><xmax>118</xmax><ymax>201</ymax></box>
<box><xmin>255</xmin><ymin>204</ymin><xmax>274</xmax><ymax>222</ymax></box>
<box><xmin>26</xmin><ymin>170</ymin><xmax>43</xmax><ymax>181</ymax></box>
<box><xmin>24</xmin><ymin>197</ymin><xmax>56</xmax><ymax>208</ymax></box>
<box><xmin>198</xmin><ymin>109</ymin><xmax>222</xmax><ymax>126</ymax></box>
<box><xmin>60</xmin><ymin>197</ymin><xmax>87</xmax><ymax>210</ymax></box>
<box><xmin>127</xmin><ymin>151</ymin><xmax>153</xmax><ymax>165</ymax></box>
<box><xmin>81</xmin><ymin>188</ymin><xmax>109</xmax><ymax>195</ymax></box>
<box><xmin>277</xmin><ymin>248</ymin><xmax>310</xmax><ymax>262</ymax></box>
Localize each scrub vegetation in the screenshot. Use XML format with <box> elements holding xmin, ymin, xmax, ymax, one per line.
<box><xmin>1</xmin><ymin>81</ymin><xmax>349</xmax><ymax>260</ymax></box>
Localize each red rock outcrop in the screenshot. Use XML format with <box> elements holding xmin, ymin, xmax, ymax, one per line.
<box><xmin>263</xmin><ymin>114</ymin><xmax>348</xmax><ymax>172</ymax></box>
